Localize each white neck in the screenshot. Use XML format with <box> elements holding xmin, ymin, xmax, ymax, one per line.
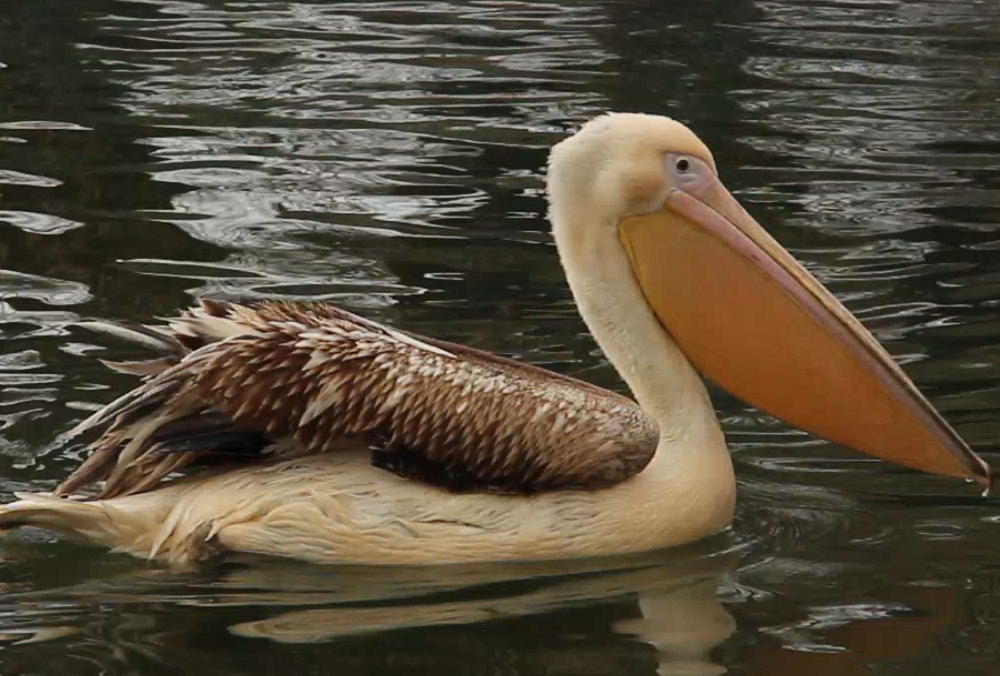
<box><xmin>550</xmin><ymin>205</ymin><xmax>735</xmax><ymax>526</ymax></box>
<box><xmin>552</xmin><ymin>214</ymin><xmax>720</xmax><ymax>439</ymax></box>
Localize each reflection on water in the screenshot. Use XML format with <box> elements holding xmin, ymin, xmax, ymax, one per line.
<box><xmin>0</xmin><ymin>542</ymin><xmax>737</xmax><ymax>675</ymax></box>
<box><xmin>1</xmin><ymin>0</ymin><xmax>1000</xmax><ymax>673</ymax></box>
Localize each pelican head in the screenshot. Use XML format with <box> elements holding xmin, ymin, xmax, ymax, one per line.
<box><xmin>548</xmin><ymin>112</ymin><xmax>992</xmax><ymax>488</ymax></box>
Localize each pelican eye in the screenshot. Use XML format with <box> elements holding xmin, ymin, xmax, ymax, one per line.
<box><xmin>675</xmin><ymin>158</ymin><xmax>690</xmax><ymax>172</ymax></box>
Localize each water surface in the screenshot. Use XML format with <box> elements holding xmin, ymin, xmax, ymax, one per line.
<box><xmin>1</xmin><ymin>0</ymin><xmax>1000</xmax><ymax>673</ymax></box>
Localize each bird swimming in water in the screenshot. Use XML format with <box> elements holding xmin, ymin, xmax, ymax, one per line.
<box><xmin>0</xmin><ymin>113</ymin><xmax>990</xmax><ymax>565</ymax></box>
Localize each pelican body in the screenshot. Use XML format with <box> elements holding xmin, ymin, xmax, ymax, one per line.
<box><xmin>0</xmin><ymin>114</ymin><xmax>990</xmax><ymax>565</ymax></box>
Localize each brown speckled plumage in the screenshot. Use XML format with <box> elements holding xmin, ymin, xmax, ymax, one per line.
<box><xmin>58</xmin><ymin>299</ymin><xmax>658</xmax><ymax>499</ymax></box>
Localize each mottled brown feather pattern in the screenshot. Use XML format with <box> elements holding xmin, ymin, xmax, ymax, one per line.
<box><xmin>58</xmin><ymin>299</ymin><xmax>659</xmax><ymax>499</ymax></box>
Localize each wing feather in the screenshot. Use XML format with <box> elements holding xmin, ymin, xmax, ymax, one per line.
<box><xmin>57</xmin><ymin>299</ymin><xmax>658</xmax><ymax>499</ymax></box>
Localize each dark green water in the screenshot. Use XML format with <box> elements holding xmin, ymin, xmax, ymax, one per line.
<box><xmin>1</xmin><ymin>0</ymin><xmax>1000</xmax><ymax>673</ymax></box>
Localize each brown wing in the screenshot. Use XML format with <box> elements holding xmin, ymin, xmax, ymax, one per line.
<box><xmin>57</xmin><ymin>299</ymin><xmax>658</xmax><ymax>499</ymax></box>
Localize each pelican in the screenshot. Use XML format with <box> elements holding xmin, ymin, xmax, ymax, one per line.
<box><xmin>0</xmin><ymin>113</ymin><xmax>991</xmax><ymax>565</ymax></box>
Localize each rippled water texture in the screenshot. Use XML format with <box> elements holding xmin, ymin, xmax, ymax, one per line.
<box><xmin>1</xmin><ymin>0</ymin><xmax>1000</xmax><ymax>673</ymax></box>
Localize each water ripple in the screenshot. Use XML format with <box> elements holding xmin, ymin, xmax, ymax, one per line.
<box><xmin>0</xmin><ymin>211</ymin><xmax>85</xmax><ymax>236</ymax></box>
<box><xmin>1</xmin><ymin>0</ymin><xmax>1000</xmax><ymax>671</ymax></box>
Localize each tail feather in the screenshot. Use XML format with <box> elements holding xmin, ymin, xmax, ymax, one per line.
<box><xmin>75</xmin><ymin>298</ymin><xmax>244</xmax><ymax>370</ymax></box>
<box><xmin>100</xmin><ymin>356</ymin><xmax>179</xmax><ymax>378</ymax></box>
<box><xmin>68</xmin><ymin>298</ymin><xmax>253</xmax><ymax>443</ymax></box>
<box><xmin>166</xmin><ymin>298</ymin><xmax>252</xmax><ymax>349</ymax></box>
<box><xmin>0</xmin><ymin>491</ymin><xmax>224</xmax><ymax>564</ymax></box>
<box><xmin>74</xmin><ymin>320</ymin><xmax>187</xmax><ymax>356</ymax></box>
<box><xmin>66</xmin><ymin>379</ymin><xmax>183</xmax><ymax>440</ymax></box>
<box><xmin>0</xmin><ymin>493</ymin><xmax>122</xmax><ymax>545</ymax></box>
<box><xmin>57</xmin><ymin>298</ymin><xmax>342</xmax><ymax>500</ymax></box>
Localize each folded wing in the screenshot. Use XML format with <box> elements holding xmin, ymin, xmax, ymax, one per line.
<box><xmin>59</xmin><ymin>299</ymin><xmax>658</xmax><ymax>499</ymax></box>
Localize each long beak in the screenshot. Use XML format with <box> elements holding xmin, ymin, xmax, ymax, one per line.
<box><xmin>618</xmin><ymin>180</ymin><xmax>993</xmax><ymax>489</ymax></box>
